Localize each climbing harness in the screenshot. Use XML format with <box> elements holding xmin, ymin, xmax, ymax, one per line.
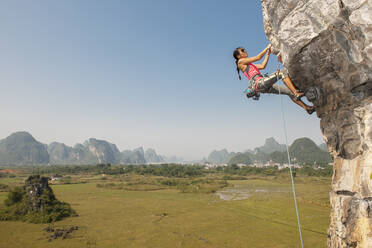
<box><xmin>276</xmin><ymin>61</ymin><xmax>304</xmax><ymax>248</ymax></box>
<box><xmin>243</xmin><ymin>64</ymin><xmax>262</xmax><ymax>100</ymax></box>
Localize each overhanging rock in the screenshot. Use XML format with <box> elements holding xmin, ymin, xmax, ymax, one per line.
<box><xmin>261</xmin><ymin>0</ymin><xmax>372</xmax><ymax>247</ymax></box>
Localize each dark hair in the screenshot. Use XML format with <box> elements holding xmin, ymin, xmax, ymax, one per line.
<box><xmin>233</xmin><ymin>47</ymin><xmax>243</xmax><ymax>80</ymax></box>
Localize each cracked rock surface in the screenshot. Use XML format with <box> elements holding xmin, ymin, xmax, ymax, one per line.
<box><xmin>261</xmin><ymin>0</ymin><xmax>372</xmax><ymax>247</ymax></box>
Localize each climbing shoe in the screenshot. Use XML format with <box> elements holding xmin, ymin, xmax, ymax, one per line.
<box><xmin>244</xmin><ymin>88</ymin><xmax>257</xmax><ymax>99</ymax></box>
<box><xmin>306</xmin><ymin>107</ymin><xmax>315</xmax><ymax>115</ymax></box>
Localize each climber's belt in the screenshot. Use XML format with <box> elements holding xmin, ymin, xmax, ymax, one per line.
<box><xmin>251</xmin><ymin>74</ymin><xmax>263</xmax><ymax>82</ymax></box>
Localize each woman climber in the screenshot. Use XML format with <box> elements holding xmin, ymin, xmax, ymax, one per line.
<box><xmin>233</xmin><ymin>44</ymin><xmax>315</xmax><ymax>114</ymax></box>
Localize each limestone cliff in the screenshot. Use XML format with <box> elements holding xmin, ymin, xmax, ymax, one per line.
<box><xmin>0</xmin><ymin>175</ymin><xmax>76</xmax><ymax>223</ymax></box>
<box><xmin>261</xmin><ymin>0</ymin><xmax>372</xmax><ymax>247</ymax></box>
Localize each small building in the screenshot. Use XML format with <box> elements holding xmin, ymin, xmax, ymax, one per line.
<box><xmin>50</xmin><ymin>174</ymin><xmax>62</xmax><ymax>181</ymax></box>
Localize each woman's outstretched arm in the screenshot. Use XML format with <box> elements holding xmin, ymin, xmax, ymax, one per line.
<box><xmin>238</xmin><ymin>44</ymin><xmax>271</xmax><ymax>65</ymax></box>
<box><xmin>256</xmin><ymin>48</ymin><xmax>271</xmax><ymax>70</ymax></box>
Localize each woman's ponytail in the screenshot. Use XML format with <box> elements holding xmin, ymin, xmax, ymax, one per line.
<box><xmin>235</xmin><ymin>60</ymin><xmax>241</xmax><ymax>80</ymax></box>
<box><xmin>233</xmin><ymin>47</ymin><xmax>242</xmax><ymax>80</ymax></box>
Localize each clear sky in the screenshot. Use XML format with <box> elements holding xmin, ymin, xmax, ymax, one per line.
<box><xmin>0</xmin><ymin>0</ymin><xmax>324</xmax><ymax>160</ymax></box>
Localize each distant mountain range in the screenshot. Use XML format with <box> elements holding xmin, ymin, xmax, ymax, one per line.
<box><xmin>253</xmin><ymin>137</ymin><xmax>286</xmax><ymax>154</ymax></box>
<box><xmin>0</xmin><ymin>132</ymin><xmax>181</xmax><ymax>166</ymax></box>
<box><xmin>207</xmin><ymin>149</ymin><xmax>236</xmax><ymax>164</ymax></box>
<box><xmin>0</xmin><ymin>132</ymin><xmax>330</xmax><ymax>166</ymax></box>
<box><xmin>207</xmin><ymin>137</ymin><xmax>332</xmax><ymax>166</ymax></box>
<box><xmin>0</xmin><ymin>132</ymin><xmax>49</xmax><ymax>166</ymax></box>
<box><xmin>318</xmin><ymin>143</ymin><xmax>328</xmax><ymax>152</ymax></box>
<box><xmin>207</xmin><ymin>137</ymin><xmax>285</xmax><ymax>165</ymax></box>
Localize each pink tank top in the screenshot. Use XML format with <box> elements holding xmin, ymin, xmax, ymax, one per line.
<box><xmin>243</xmin><ymin>63</ymin><xmax>262</xmax><ymax>81</ymax></box>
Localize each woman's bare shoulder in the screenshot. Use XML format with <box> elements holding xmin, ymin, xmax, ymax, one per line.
<box><xmin>238</xmin><ymin>61</ymin><xmax>250</xmax><ymax>72</ymax></box>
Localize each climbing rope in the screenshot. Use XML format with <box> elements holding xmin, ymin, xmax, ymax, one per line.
<box><xmin>276</xmin><ymin>62</ymin><xmax>304</xmax><ymax>248</ymax></box>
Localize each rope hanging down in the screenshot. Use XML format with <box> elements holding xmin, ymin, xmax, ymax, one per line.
<box><xmin>276</xmin><ymin>62</ymin><xmax>304</xmax><ymax>248</ymax></box>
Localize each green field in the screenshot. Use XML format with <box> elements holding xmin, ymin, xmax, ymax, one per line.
<box><xmin>0</xmin><ymin>174</ymin><xmax>330</xmax><ymax>248</ymax></box>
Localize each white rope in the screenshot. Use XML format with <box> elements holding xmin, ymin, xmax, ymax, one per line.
<box><xmin>276</xmin><ymin>62</ymin><xmax>304</xmax><ymax>248</ymax></box>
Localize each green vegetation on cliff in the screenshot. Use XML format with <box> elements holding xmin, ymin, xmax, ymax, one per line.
<box><xmin>270</xmin><ymin>138</ymin><xmax>332</xmax><ymax>165</ymax></box>
<box><xmin>227</xmin><ymin>137</ymin><xmax>332</xmax><ymax>166</ymax></box>
<box><xmin>228</xmin><ymin>152</ymin><xmax>253</xmax><ymax>165</ymax></box>
<box><xmin>0</xmin><ymin>175</ymin><xmax>76</xmax><ymax>223</ymax></box>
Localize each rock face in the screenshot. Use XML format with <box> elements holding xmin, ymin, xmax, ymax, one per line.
<box><xmin>0</xmin><ymin>132</ymin><xmax>170</xmax><ymax>165</ymax></box>
<box><xmin>120</xmin><ymin>147</ymin><xmax>146</xmax><ymax>164</ymax></box>
<box><xmin>84</xmin><ymin>138</ymin><xmax>121</xmax><ymax>164</ymax></box>
<box><xmin>319</xmin><ymin>142</ymin><xmax>329</xmax><ymax>152</ymax></box>
<box><xmin>261</xmin><ymin>0</ymin><xmax>372</xmax><ymax>247</ymax></box>
<box><xmin>226</xmin><ymin>137</ymin><xmax>331</xmax><ymax>165</ymax></box>
<box><xmin>0</xmin><ymin>175</ymin><xmax>76</xmax><ymax>223</ymax></box>
<box><xmin>144</xmin><ymin>148</ymin><xmax>165</xmax><ymax>163</ymax></box>
<box><xmin>25</xmin><ymin>175</ymin><xmax>55</xmax><ymax>212</ymax></box>
<box><xmin>207</xmin><ymin>149</ymin><xmax>236</xmax><ymax>164</ymax></box>
<box><xmin>289</xmin><ymin>137</ymin><xmax>332</xmax><ymax>165</ymax></box>
<box><xmin>228</xmin><ymin>152</ymin><xmax>253</xmax><ymax>165</ymax></box>
<box><xmin>48</xmin><ymin>139</ymin><xmax>121</xmax><ymax>165</ymax></box>
<box><xmin>256</xmin><ymin>137</ymin><xmax>286</xmax><ymax>154</ymax></box>
<box><xmin>48</xmin><ymin>142</ymin><xmax>76</xmax><ymax>165</ymax></box>
<box><xmin>0</xmin><ymin>132</ymin><xmax>49</xmax><ymax>165</ymax></box>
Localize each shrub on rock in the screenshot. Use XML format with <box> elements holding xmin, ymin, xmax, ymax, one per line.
<box><xmin>0</xmin><ymin>175</ymin><xmax>77</xmax><ymax>223</ymax></box>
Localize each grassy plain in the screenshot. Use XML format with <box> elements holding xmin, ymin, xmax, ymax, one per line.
<box><xmin>0</xmin><ymin>174</ymin><xmax>330</xmax><ymax>248</ymax></box>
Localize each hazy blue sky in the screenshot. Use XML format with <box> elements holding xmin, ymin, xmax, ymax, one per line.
<box><xmin>0</xmin><ymin>0</ymin><xmax>323</xmax><ymax>160</ymax></box>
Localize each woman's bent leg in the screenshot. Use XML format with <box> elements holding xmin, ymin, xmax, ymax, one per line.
<box><xmin>266</xmin><ymin>85</ymin><xmax>314</xmax><ymax>114</ymax></box>
<box><xmin>257</xmin><ymin>73</ymin><xmax>282</xmax><ymax>90</ymax></box>
<box><xmin>282</xmin><ymin>76</ymin><xmax>304</xmax><ymax>98</ymax></box>
<box><xmin>270</xmin><ymin>84</ymin><xmax>292</xmax><ymax>96</ymax></box>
